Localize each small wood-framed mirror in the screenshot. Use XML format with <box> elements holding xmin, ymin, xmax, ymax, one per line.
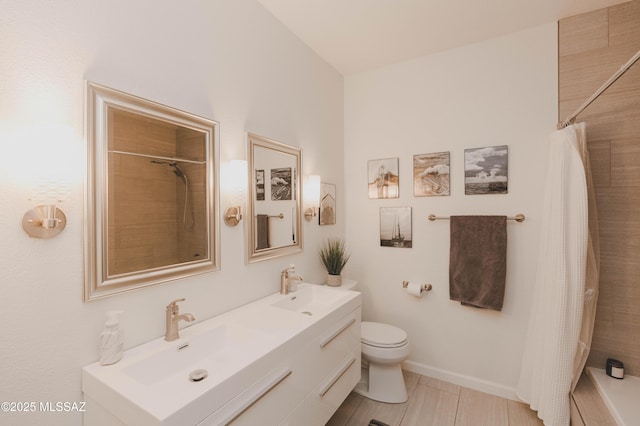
<box><xmin>84</xmin><ymin>82</ymin><xmax>219</xmax><ymax>301</ymax></box>
<box><xmin>247</xmin><ymin>133</ymin><xmax>302</xmax><ymax>263</ymax></box>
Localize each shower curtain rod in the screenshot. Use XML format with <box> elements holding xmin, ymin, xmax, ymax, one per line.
<box><xmin>557</xmin><ymin>48</ymin><xmax>640</xmax><ymax>129</ymax></box>
<box><xmin>108</xmin><ymin>150</ymin><xmax>206</xmax><ymax>165</ymax></box>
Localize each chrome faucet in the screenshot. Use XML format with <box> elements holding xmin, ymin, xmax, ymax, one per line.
<box><xmin>165</xmin><ymin>298</ymin><xmax>195</xmax><ymax>342</ymax></box>
<box><xmin>280</xmin><ymin>267</ymin><xmax>303</xmax><ymax>295</ymax></box>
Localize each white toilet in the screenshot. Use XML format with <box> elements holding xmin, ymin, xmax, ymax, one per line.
<box><xmin>354</xmin><ymin>321</ymin><xmax>410</xmax><ymax>403</ymax></box>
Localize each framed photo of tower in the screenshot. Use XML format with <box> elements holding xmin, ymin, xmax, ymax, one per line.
<box><xmin>255</xmin><ymin>169</ymin><xmax>265</xmax><ymax>201</ymax></box>
<box><xmin>368</xmin><ymin>158</ymin><xmax>399</xmax><ymax>199</ymax></box>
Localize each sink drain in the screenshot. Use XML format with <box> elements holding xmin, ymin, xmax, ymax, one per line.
<box><xmin>301</xmin><ymin>311</ymin><xmax>312</xmax><ymax>316</ymax></box>
<box><xmin>189</xmin><ymin>369</ymin><xmax>208</xmax><ymax>382</ymax></box>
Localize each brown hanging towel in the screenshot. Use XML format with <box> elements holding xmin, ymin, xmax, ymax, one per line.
<box><xmin>449</xmin><ymin>215</ymin><xmax>507</xmax><ymax>311</ymax></box>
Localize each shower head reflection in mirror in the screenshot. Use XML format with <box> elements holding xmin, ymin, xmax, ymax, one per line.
<box><xmin>150</xmin><ymin>160</ymin><xmax>194</xmax><ymax>229</ymax></box>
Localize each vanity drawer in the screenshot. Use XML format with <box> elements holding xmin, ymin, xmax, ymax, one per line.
<box><xmin>225</xmin><ymin>369</ymin><xmax>293</xmax><ymax>426</ymax></box>
<box><xmin>305</xmin><ymin>353</ymin><xmax>361</xmax><ymax>426</ymax></box>
<box><xmin>199</xmin><ymin>359</ymin><xmax>304</xmax><ymax>426</ymax></box>
<box><xmin>306</xmin><ymin>308</ymin><xmax>361</xmax><ymax>390</ymax></box>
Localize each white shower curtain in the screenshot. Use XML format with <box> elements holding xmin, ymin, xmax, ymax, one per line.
<box><xmin>516</xmin><ymin>123</ymin><xmax>600</xmax><ymax>426</ymax></box>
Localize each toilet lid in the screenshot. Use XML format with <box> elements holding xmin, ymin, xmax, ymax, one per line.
<box><xmin>361</xmin><ymin>321</ymin><xmax>408</xmax><ymax>348</ymax></box>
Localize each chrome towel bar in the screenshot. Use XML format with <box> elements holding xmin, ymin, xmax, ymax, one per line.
<box><xmin>428</xmin><ymin>213</ymin><xmax>525</xmax><ymax>223</ymax></box>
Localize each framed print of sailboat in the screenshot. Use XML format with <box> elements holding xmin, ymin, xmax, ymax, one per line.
<box><xmin>380</xmin><ymin>207</ymin><xmax>412</xmax><ymax>248</ymax></box>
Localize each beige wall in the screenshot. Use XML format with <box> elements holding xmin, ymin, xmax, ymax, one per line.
<box><xmin>0</xmin><ymin>1</ymin><xmax>345</xmax><ymax>425</ymax></box>
<box><xmin>344</xmin><ymin>23</ymin><xmax>557</xmax><ymax>398</ymax></box>
<box><xmin>559</xmin><ymin>0</ymin><xmax>640</xmax><ymax>377</ymax></box>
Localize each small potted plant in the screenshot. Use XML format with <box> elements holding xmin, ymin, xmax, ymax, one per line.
<box><xmin>319</xmin><ymin>238</ymin><xmax>350</xmax><ymax>286</ymax></box>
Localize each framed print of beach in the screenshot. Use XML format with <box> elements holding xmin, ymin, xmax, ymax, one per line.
<box><xmin>464</xmin><ymin>145</ymin><xmax>508</xmax><ymax>195</ymax></box>
<box><xmin>368</xmin><ymin>158</ymin><xmax>399</xmax><ymax>199</ymax></box>
<box><xmin>271</xmin><ymin>167</ymin><xmax>292</xmax><ymax>200</ymax></box>
<box><xmin>413</xmin><ymin>151</ymin><xmax>450</xmax><ymax>196</ymax></box>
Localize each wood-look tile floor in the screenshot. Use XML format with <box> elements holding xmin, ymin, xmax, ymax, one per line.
<box><xmin>327</xmin><ymin>371</ymin><xmax>544</xmax><ymax>426</ymax></box>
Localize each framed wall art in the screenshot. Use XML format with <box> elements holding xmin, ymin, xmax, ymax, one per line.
<box><xmin>413</xmin><ymin>151</ymin><xmax>450</xmax><ymax>196</ymax></box>
<box><xmin>368</xmin><ymin>158</ymin><xmax>399</xmax><ymax>199</ymax></box>
<box><xmin>464</xmin><ymin>145</ymin><xmax>508</xmax><ymax>195</ymax></box>
<box><xmin>271</xmin><ymin>167</ymin><xmax>292</xmax><ymax>200</ymax></box>
<box><xmin>255</xmin><ymin>169</ymin><xmax>265</xmax><ymax>201</ymax></box>
<box><xmin>380</xmin><ymin>206</ymin><xmax>412</xmax><ymax>248</ymax></box>
<box><xmin>319</xmin><ymin>182</ymin><xmax>336</xmax><ymax>225</ymax></box>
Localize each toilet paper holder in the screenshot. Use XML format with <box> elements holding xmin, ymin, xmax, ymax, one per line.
<box><xmin>402</xmin><ymin>281</ymin><xmax>432</xmax><ymax>293</ymax></box>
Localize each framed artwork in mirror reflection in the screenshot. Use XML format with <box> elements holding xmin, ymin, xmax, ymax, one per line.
<box><xmin>255</xmin><ymin>169</ymin><xmax>265</xmax><ymax>201</ymax></box>
<box><xmin>271</xmin><ymin>167</ymin><xmax>292</xmax><ymax>200</ymax></box>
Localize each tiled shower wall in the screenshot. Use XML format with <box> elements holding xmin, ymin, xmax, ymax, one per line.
<box><xmin>108</xmin><ymin>110</ymin><xmax>179</xmax><ymax>275</ymax></box>
<box><xmin>175</xmin><ymin>127</ymin><xmax>208</xmax><ymax>263</ymax></box>
<box><xmin>108</xmin><ymin>110</ymin><xmax>207</xmax><ymax>275</ymax></box>
<box><xmin>559</xmin><ymin>0</ymin><xmax>640</xmax><ymax>377</ymax></box>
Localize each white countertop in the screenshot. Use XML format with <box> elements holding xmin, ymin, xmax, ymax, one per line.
<box><xmin>82</xmin><ymin>283</ymin><xmax>361</xmax><ymax>425</ymax></box>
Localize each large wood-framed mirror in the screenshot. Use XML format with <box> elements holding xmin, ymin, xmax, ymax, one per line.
<box><xmin>84</xmin><ymin>81</ymin><xmax>219</xmax><ymax>301</ymax></box>
<box><xmin>247</xmin><ymin>133</ymin><xmax>302</xmax><ymax>263</ymax></box>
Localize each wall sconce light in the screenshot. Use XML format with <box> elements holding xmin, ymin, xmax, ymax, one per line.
<box><xmin>22</xmin><ymin>179</ymin><xmax>69</xmax><ymax>238</ymax></box>
<box><xmin>304</xmin><ymin>175</ymin><xmax>321</xmax><ymax>222</ymax></box>
<box><xmin>9</xmin><ymin>123</ymin><xmax>79</xmax><ymax>239</ymax></box>
<box><xmin>223</xmin><ymin>160</ymin><xmax>247</xmax><ymax>227</ymax></box>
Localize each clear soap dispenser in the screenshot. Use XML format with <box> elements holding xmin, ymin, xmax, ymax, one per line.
<box><xmin>287</xmin><ymin>264</ymin><xmax>302</xmax><ymax>292</ymax></box>
<box><xmin>99</xmin><ymin>310</ymin><xmax>124</xmax><ymax>366</ymax></box>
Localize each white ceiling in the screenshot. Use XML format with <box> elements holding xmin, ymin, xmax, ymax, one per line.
<box><xmin>257</xmin><ymin>0</ymin><xmax>627</xmax><ymax>75</ymax></box>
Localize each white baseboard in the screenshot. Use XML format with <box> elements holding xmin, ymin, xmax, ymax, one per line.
<box><xmin>402</xmin><ymin>360</ymin><xmax>520</xmax><ymax>402</ymax></box>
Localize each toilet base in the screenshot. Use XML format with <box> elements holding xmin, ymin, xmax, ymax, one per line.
<box><xmin>353</xmin><ymin>362</ymin><xmax>408</xmax><ymax>403</ymax></box>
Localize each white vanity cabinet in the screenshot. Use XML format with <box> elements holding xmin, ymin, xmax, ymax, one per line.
<box><xmin>302</xmin><ymin>308</ymin><xmax>361</xmax><ymax>425</ymax></box>
<box><xmin>82</xmin><ymin>284</ymin><xmax>361</xmax><ymax>426</ymax></box>
<box><xmin>204</xmin><ymin>306</ymin><xmax>361</xmax><ymax>426</ymax></box>
<box><xmin>197</xmin><ymin>346</ymin><xmax>306</xmax><ymax>426</ymax></box>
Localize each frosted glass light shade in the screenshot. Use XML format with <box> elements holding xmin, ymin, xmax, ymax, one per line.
<box><xmin>228</xmin><ymin>160</ymin><xmax>248</xmax><ymax>208</ymax></box>
<box><xmin>223</xmin><ymin>160</ymin><xmax>247</xmax><ymax>226</ymax></box>
<box><xmin>30</xmin><ymin>178</ymin><xmax>71</xmax><ymax>204</ymax></box>
<box><xmin>304</xmin><ymin>175</ymin><xmax>321</xmax><ymax>221</ymax></box>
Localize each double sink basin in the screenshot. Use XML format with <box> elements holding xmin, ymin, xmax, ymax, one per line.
<box><xmin>82</xmin><ymin>283</ymin><xmax>360</xmax><ymax>425</ymax></box>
